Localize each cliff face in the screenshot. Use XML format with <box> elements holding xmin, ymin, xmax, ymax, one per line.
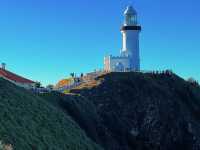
<box><xmin>43</xmin><ymin>72</ymin><xmax>200</xmax><ymax>150</ymax></box>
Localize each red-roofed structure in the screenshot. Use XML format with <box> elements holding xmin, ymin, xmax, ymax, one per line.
<box><xmin>0</xmin><ymin>68</ymin><xmax>36</xmax><ymax>89</ymax></box>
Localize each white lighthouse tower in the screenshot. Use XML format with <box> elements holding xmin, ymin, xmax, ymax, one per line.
<box><xmin>121</xmin><ymin>6</ymin><xmax>141</xmax><ymax>70</ymax></box>
<box><xmin>104</xmin><ymin>5</ymin><xmax>141</xmax><ymax>72</ymax></box>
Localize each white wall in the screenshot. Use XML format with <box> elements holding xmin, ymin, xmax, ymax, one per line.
<box><xmin>0</xmin><ymin>76</ymin><xmax>36</xmax><ymax>89</ymax></box>
<box><xmin>121</xmin><ymin>30</ymin><xmax>140</xmax><ymax>70</ymax></box>
<box><xmin>104</xmin><ymin>56</ymin><xmax>111</xmax><ymax>71</ymax></box>
<box><xmin>104</xmin><ymin>56</ymin><xmax>131</xmax><ymax>72</ymax></box>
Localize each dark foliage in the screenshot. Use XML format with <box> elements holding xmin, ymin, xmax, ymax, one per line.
<box><xmin>0</xmin><ymin>78</ymin><xmax>102</xmax><ymax>150</ymax></box>
<box><xmin>43</xmin><ymin>72</ymin><xmax>200</xmax><ymax>150</ymax></box>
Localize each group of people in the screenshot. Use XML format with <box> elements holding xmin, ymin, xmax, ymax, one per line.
<box><xmin>148</xmin><ymin>70</ymin><xmax>174</xmax><ymax>76</ymax></box>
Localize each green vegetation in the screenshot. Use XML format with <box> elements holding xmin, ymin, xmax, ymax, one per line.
<box><xmin>1</xmin><ymin>72</ymin><xmax>200</xmax><ymax>150</ymax></box>
<box><xmin>41</xmin><ymin>92</ymin><xmax>101</xmax><ymax>146</ymax></box>
<box><xmin>63</xmin><ymin>89</ymin><xmax>71</xmax><ymax>94</ymax></box>
<box><xmin>42</xmin><ymin>72</ymin><xmax>200</xmax><ymax>150</ymax></box>
<box><xmin>0</xmin><ymin>78</ymin><xmax>102</xmax><ymax>150</ymax></box>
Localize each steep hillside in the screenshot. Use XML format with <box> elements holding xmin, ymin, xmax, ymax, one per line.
<box><xmin>0</xmin><ymin>78</ymin><xmax>102</xmax><ymax>150</ymax></box>
<box><xmin>42</xmin><ymin>72</ymin><xmax>200</xmax><ymax>150</ymax></box>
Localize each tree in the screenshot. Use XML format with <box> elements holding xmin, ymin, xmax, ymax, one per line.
<box><xmin>46</xmin><ymin>84</ymin><xmax>54</xmax><ymax>90</ymax></box>
<box><xmin>188</xmin><ymin>77</ymin><xmax>199</xmax><ymax>86</ymax></box>
<box><xmin>35</xmin><ymin>82</ymin><xmax>41</xmax><ymax>88</ymax></box>
<box><xmin>80</xmin><ymin>73</ymin><xmax>84</xmax><ymax>78</ymax></box>
<box><xmin>70</xmin><ymin>73</ymin><xmax>75</xmax><ymax>78</ymax></box>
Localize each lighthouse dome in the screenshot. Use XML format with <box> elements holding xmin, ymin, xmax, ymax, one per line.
<box><xmin>124</xmin><ymin>5</ymin><xmax>137</xmax><ymax>15</ymax></box>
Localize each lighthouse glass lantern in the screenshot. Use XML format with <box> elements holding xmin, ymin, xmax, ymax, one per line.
<box><xmin>124</xmin><ymin>6</ymin><xmax>137</xmax><ymax>26</ymax></box>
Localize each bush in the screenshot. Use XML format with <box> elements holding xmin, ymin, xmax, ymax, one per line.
<box><xmin>0</xmin><ymin>78</ymin><xmax>102</xmax><ymax>150</ymax></box>
<box><xmin>188</xmin><ymin>77</ymin><xmax>199</xmax><ymax>86</ymax></box>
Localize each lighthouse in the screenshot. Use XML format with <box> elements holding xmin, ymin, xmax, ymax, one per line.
<box><xmin>104</xmin><ymin>5</ymin><xmax>141</xmax><ymax>72</ymax></box>
<box><xmin>121</xmin><ymin>6</ymin><xmax>141</xmax><ymax>70</ymax></box>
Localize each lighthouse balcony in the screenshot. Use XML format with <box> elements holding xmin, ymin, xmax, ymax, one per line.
<box><xmin>121</xmin><ymin>25</ymin><xmax>141</xmax><ymax>31</ymax></box>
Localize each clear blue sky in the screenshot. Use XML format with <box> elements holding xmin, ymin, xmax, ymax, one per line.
<box><xmin>0</xmin><ymin>0</ymin><xmax>199</xmax><ymax>85</ymax></box>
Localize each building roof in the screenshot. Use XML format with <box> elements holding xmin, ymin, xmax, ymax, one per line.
<box><xmin>0</xmin><ymin>68</ymin><xmax>36</xmax><ymax>84</ymax></box>
<box><xmin>124</xmin><ymin>5</ymin><xmax>137</xmax><ymax>15</ymax></box>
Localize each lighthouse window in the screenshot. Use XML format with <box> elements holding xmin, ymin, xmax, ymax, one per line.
<box><xmin>126</xmin><ymin>15</ymin><xmax>137</xmax><ymax>25</ymax></box>
<box><xmin>131</xmin><ymin>16</ymin><xmax>137</xmax><ymax>24</ymax></box>
<box><xmin>131</xmin><ymin>17</ymin><xmax>134</xmax><ymax>23</ymax></box>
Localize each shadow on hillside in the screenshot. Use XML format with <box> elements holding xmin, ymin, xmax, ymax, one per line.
<box><xmin>42</xmin><ymin>72</ymin><xmax>200</xmax><ymax>150</ymax></box>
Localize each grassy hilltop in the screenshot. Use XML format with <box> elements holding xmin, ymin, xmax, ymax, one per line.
<box><xmin>1</xmin><ymin>72</ymin><xmax>200</xmax><ymax>150</ymax></box>
<box><xmin>43</xmin><ymin>72</ymin><xmax>200</xmax><ymax>150</ymax></box>
<box><xmin>0</xmin><ymin>78</ymin><xmax>102</xmax><ymax>150</ymax></box>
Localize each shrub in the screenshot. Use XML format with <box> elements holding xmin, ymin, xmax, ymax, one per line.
<box><xmin>188</xmin><ymin>77</ymin><xmax>199</xmax><ymax>86</ymax></box>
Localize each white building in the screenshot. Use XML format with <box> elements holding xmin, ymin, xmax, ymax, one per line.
<box><xmin>0</xmin><ymin>63</ymin><xmax>36</xmax><ymax>89</ymax></box>
<box><xmin>104</xmin><ymin>5</ymin><xmax>141</xmax><ymax>72</ymax></box>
